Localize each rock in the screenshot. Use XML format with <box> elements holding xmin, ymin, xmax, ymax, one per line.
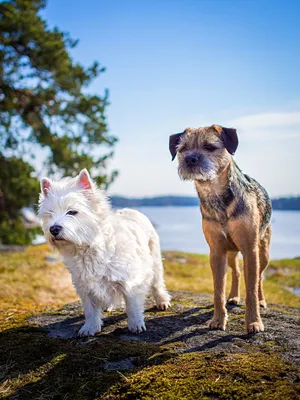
<box><xmin>29</xmin><ymin>291</ymin><xmax>300</xmax><ymax>366</ymax></box>
<box><xmin>289</xmin><ymin>287</ymin><xmax>300</xmax><ymax>296</ymax></box>
<box><xmin>104</xmin><ymin>358</ymin><xmax>134</xmax><ymax>371</ymax></box>
<box><xmin>21</xmin><ymin>207</ymin><xmax>39</xmax><ymax>227</ymax></box>
<box><xmin>44</xmin><ymin>252</ymin><xmax>61</xmax><ymax>263</ymax></box>
<box><xmin>0</xmin><ymin>244</ymin><xmax>27</xmax><ymax>252</ymax></box>
<box><xmin>3</xmin><ymin>290</ymin><xmax>300</xmax><ymax>399</ymax></box>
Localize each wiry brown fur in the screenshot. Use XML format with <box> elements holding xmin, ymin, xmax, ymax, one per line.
<box><xmin>170</xmin><ymin>125</ymin><xmax>272</xmax><ymax>333</ymax></box>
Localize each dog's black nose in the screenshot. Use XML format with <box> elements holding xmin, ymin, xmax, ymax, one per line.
<box><xmin>50</xmin><ymin>225</ymin><xmax>62</xmax><ymax>237</ymax></box>
<box><xmin>185</xmin><ymin>155</ymin><xmax>199</xmax><ymax>166</ymax></box>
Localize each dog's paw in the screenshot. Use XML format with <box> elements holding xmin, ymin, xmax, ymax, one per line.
<box><xmin>155</xmin><ymin>291</ymin><xmax>171</xmax><ymax>311</ymax></box>
<box><xmin>78</xmin><ymin>321</ymin><xmax>103</xmax><ymax>337</ymax></box>
<box><xmin>259</xmin><ymin>300</ymin><xmax>267</xmax><ymax>309</ymax></box>
<box><xmin>128</xmin><ymin>319</ymin><xmax>146</xmax><ymax>334</ymax></box>
<box><xmin>247</xmin><ymin>320</ymin><xmax>264</xmax><ymax>334</ymax></box>
<box><xmin>156</xmin><ymin>301</ymin><xmax>171</xmax><ymax>311</ymax></box>
<box><xmin>209</xmin><ymin>314</ymin><xmax>228</xmax><ymax>331</ymax></box>
<box><xmin>227</xmin><ymin>296</ymin><xmax>240</xmax><ymax>306</ymax></box>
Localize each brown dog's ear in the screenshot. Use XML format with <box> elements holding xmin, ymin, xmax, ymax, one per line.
<box><xmin>169</xmin><ymin>132</ymin><xmax>184</xmax><ymax>161</ymax></box>
<box><xmin>213</xmin><ymin>125</ymin><xmax>238</xmax><ymax>155</ymax></box>
<box><xmin>222</xmin><ymin>127</ymin><xmax>238</xmax><ymax>155</ymax></box>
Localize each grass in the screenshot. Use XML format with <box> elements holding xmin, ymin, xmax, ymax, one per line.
<box><xmin>0</xmin><ymin>245</ymin><xmax>299</xmax><ymax>399</ymax></box>
<box><xmin>163</xmin><ymin>251</ymin><xmax>300</xmax><ymax>307</ymax></box>
<box><xmin>0</xmin><ymin>244</ymin><xmax>77</xmax><ymax>308</ymax></box>
<box><xmin>0</xmin><ymin>246</ymin><xmax>299</xmax><ymax>309</ymax></box>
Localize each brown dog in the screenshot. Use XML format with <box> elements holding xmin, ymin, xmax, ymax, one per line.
<box><xmin>169</xmin><ymin>125</ymin><xmax>272</xmax><ymax>333</ymax></box>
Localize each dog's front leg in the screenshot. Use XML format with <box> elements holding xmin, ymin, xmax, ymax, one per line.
<box><xmin>209</xmin><ymin>250</ymin><xmax>228</xmax><ymax>330</ymax></box>
<box><xmin>78</xmin><ymin>295</ymin><xmax>103</xmax><ymax>337</ymax></box>
<box><xmin>228</xmin><ymin>221</ymin><xmax>264</xmax><ymax>333</ymax></box>
<box><xmin>243</xmin><ymin>248</ymin><xmax>264</xmax><ymax>333</ymax></box>
<box><xmin>125</xmin><ymin>293</ymin><xmax>146</xmax><ymax>333</ymax></box>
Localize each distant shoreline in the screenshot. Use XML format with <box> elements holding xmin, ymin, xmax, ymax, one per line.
<box><xmin>110</xmin><ymin>195</ymin><xmax>300</xmax><ymax>211</ymax></box>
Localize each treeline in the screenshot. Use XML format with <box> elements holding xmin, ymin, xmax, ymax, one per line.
<box><xmin>110</xmin><ymin>196</ymin><xmax>200</xmax><ymax>207</ymax></box>
<box><xmin>271</xmin><ymin>197</ymin><xmax>300</xmax><ymax>211</ymax></box>
<box><xmin>110</xmin><ymin>196</ymin><xmax>300</xmax><ymax>210</ymax></box>
<box><xmin>110</xmin><ymin>196</ymin><xmax>199</xmax><ymax>207</ymax></box>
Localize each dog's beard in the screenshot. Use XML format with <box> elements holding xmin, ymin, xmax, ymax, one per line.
<box><xmin>178</xmin><ymin>159</ymin><xmax>218</xmax><ymax>182</ymax></box>
<box><xmin>42</xmin><ymin>213</ymin><xmax>100</xmax><ymax>250</ymax></box>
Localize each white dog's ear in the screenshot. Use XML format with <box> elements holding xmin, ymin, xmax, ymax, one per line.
<box><xmin>41</xmin><ymin>178</ymin><xmax>52</xmax><ymax>196</ymax></box>
<box><xmin>78</xmin><ymin>169</ymin><xmax>94</xmax><ymax>190</ymax></box>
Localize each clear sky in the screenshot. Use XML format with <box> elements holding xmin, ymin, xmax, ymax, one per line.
<box><xmin>42</xmin><ymin>0</ymin><xmax>300</xmax><ymax>197</ymax></box>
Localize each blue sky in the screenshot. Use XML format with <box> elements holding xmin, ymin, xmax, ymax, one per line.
<box><xmin>42</xmin><ymin>0</ymin><xmax>300</xmax><ymax>197</ymax></box>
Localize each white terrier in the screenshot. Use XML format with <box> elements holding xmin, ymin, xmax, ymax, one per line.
<box><xmin>38</xmin><ymin>169</ymin><xmax>171</xmax><ymax>336</ymax></box>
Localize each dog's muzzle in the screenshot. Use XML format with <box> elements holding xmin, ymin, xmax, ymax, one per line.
<box><xmin>50</xmin><ymin>224</ymin><xmax>62</xmax><ymax>237</ymax></box>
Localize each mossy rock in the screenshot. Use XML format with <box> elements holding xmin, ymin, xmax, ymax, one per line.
<box><xmin>1</xmin><ymin>291</ymin><xmax>299</xmax><ymax>399</ymax></box>
<box><xmin>0</xmin><ymin>246</ymin><xmax>299</xmax><ymax>398</ymax></box>
<box><xmin>104</xmin><ymin>352</ymin><xmax>300</xmax><ymax>400</ymax></box>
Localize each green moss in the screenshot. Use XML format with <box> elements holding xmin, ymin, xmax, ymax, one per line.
<box><xmin>263</xmin><ymin>340</ymin><xmax>278</xmax><ymax>347</ymax></box>
<box><xmin>0</xmin><ymin>321</ymin><xmax>166</xmax><ymax>399</ymax></box>
<box><xmin>228</xmin><ymin>313</ymin><xmax>245</xmax><ymax>321</ymax></box>
<box><xmin>103</xmin><ymin>352</ymin><xmax>300</xmax><ymax>400</ymax></box>
<box><xmin>0</xmin><ymin>246</ymin><xmax>299</xmax><ymax>399</ymax></box>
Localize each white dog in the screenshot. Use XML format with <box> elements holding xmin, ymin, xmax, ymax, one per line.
<box><xmin>38</xmin><ymin>169</ymin><xmax>171</xmax><ymax>336</ymax></box>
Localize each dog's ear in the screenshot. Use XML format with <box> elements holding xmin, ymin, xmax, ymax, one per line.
<box><xmin>221</xmin><ymin>127</ymin><xmax>238</xmax><ymax>155</ymax></box>
<box><xmin>41</xmin><ymin>178</ymin><xmax>52</xmax><ymax>197</ymax></box>
<box><xmin>78</xmin><ymin>169</ymin><xmax>94</xmax><ymax>190</ymax></box>
<box><xmin>169</xmin><ymin>132</ymin><xmax>184</xmax><ymax>161</ymax></box>
<box><xmin>213</xmin><ymin>125</ymin><xmax>238</xmax><ymax>155</ymax></box>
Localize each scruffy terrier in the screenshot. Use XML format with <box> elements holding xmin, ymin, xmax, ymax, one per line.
<box><xmin>38</xmin><ymin>169</ymin><xmax>170</xmax><ymax>336</ymax></box>
<box><xmin>169</xmin><ymin>126</ymin><xmax>272</xmax><ymax>333</ymax></box>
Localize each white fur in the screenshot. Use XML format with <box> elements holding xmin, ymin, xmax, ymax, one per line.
<box><xmin>38</xmin><ymin>169</ymin><xmax>171</xmax><ymax>336</ymax></box>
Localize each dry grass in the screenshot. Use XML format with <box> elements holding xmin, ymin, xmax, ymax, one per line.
<box><xmin>0</xmin><ymin>246</ymin><xmax>299</xmax><ymax>309</ymax></box>
<box><xmin>0</xmin><ymin>245</ymin><xmax>77</xmax><ymax>308</ymax></box>
<box><xmin>163</xmin><ymin>251</ymin><xmax>300</xmax><ymax>308</ymax></box>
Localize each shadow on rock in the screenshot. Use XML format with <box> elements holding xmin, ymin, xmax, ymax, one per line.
<box><xmin>1</xmin><ymin>291</ymin><xmax>299</xmax><ymax>399</ymax></box>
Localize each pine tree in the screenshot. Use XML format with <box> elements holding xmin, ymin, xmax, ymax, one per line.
<box><xmin>0</xmin><ymin>0</ymin><xmax>117</xmax><ymax>244</ymax></box>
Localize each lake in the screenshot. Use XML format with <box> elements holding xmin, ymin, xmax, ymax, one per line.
<box><xmin>136</xmin><ymin>207</ymin><xmax>300</xmax><ymax>260</ymax></box>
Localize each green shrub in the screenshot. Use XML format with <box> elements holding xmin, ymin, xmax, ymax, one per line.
<box><xmin>0</xmin><ymin>156</ymin><xmax>40</xmax><ymax>245</ymax></box>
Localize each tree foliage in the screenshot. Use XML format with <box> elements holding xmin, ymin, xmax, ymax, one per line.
<box><xmin>0</xmin><ymin>0</ymin><xmax>117</xmax><ymax>181</ymax></box>
<box><xmin>0</xmin><ymin>156</ymin><xmax>41</xmax><ymax>244</ymax></box>
<box><xmin>0</xmin><ymin>0</ymin><xmax>117</xmax><ymax>243</ymax></box>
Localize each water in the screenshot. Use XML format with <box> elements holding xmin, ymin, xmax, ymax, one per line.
<box><xmin>136</xmin><ymin>207</ymin><xmax>300</xmax><ymax>260</ymax></box>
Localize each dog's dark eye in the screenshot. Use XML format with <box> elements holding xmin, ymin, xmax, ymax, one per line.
<box><xmin>203</xmin><ymin>144</ymin><xmax>218</xmax><ymax>152</ymax></box>
<box><xmin>67</xmin><ymin>210</ymin><xmax>78</xmax><ymax>216</ymax></box>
